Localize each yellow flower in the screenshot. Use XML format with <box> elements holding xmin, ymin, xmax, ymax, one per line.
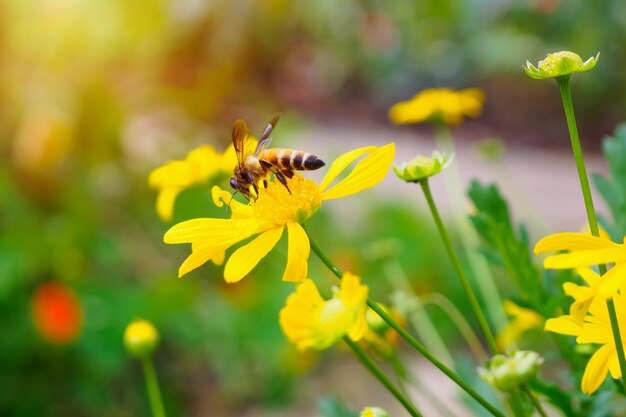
<box><xmin>545</xmin><ymin>290</ymin><xmax>626</xmax><ymax>394</ymax></box>
<box><xmin>148</xmin><ymin>144</ymin><xmax>241</xmax><ymax>222</ymax></box>
<box><xmin>388</xmin><ymin>88</ymin><xmax>484</xmax><ymax>126</ymax></box>
<box><xmin>164</xmin><ymin>144</ymin><xmax>395</xmax><ymax>282</ymax></box>
<box><xmin>360</xmin><ymin>407</ymin><xmax>390</xmax><ymax>417</ymax></box>
<box><xmin>534</xmin><ymin>232</ymin><xmax>626</xmax><ymax>298</ymax></box>
<box><xmin>497</xmin><ymin>300</ymin><xmax>543</xmax><ymax>349</ymax></box>
<box><xmin>124</xmin><ymin>319</ymin><xmax>160</xmax><ymax>358</ymax></box>
<box><xmin>279</xmin><ymin>272</ymin><xmax>369</xmax><ymax>351</ymax></box>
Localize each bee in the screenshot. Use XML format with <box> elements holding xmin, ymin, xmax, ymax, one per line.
<box><xmin>230</xmin><ymin>114</ymin><xmax>325</xmax><ymax>200</ymax></box>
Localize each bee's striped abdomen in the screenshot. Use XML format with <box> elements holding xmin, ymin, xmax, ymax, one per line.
<box><xmin>259</xmin><ymin>149</ymin><xmax>325</xmax><ymax>171</ymax></box>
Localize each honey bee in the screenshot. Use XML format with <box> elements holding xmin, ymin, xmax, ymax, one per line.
<box><xmin>230</xmin><ymin>114</ymin><xmax>325</xmax><ymax>199</ymax></box>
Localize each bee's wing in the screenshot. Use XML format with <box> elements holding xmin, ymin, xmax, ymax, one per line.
<box><xmin>232</xmin><ymin>119</ymin><xmax>253</xmax><ymax>165</ymax></box>
<box><xmin>255</xmin><ymin>113</ymin><xmax>281</xmax><ymax>155</ymax></box>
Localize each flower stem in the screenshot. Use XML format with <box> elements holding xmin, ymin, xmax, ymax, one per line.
<box><xmin>434</xmin><ymin>124</ymin><xmax>508</xmax><ymax>332</ymax></box>
<box><xmin>556</xmin><ymin>75</ymin><xmax>626</xmax><ymax>391</ymax></box>
<box><xmin>344</xmin><ymin>338</ymin><xmax>424</xmax><ymax>417</ymax></box>
<box><xmin>141</xmin><ymin>357</ymin><xmax>167</xmax><ymax>417</ymax></box>
<box><xmin>306</xmin><ymin>230</ymin><xmax>506</xmax><ymax>417</ymax></box>
<box><xmin>418</xmin><ymin>179</ymin><xmax>498</xmax><ymax>355</ymax></box>
<box><xmin>522</xmin><ymin>385</ymin><xmax>548</xmax><ymax>417</ymax></box>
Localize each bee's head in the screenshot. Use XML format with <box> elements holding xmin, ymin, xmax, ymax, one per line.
<box><xmin>230</xmin><ymin>176</ymin><xmax>252</xmax><ymax>199</ymax></box>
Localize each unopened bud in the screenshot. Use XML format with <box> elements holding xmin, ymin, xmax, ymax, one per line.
<box><xmin>479</xmin><ymin>350</ymin><xmax>543</xmax><ymax>392</ymax></box>
<box><xmin>393</xmin><ymin>151</ymin><xmax>453</xmax><ymax>183</ymax></box>
<box><xmin>124</xmin><ymin>319</ymin><xmax>160</xmax><ymax>358</ymax></box>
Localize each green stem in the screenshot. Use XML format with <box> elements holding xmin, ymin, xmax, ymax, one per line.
<box><xmin>344</xmin><ymin>338</ymin><xmax>423</xmax><ymax>417</ymax></box>
<box><xmin>419</xmin><ymin>179</ymin><xmax>499</xmax><ymax>355</ymax></box>
<box><xmin>383</xmin><ymin>260</ymin><xmax>456</xmax><ymax>366</ymax></box>
<box><xmin>508</xmin><ymin>391</ymin><xmax>526</xmax><ymax>417</ymax></box>
<box><xmin>141</xmin><ymin>357</ymin><xmax>167</xmax><ymax>417</ymax></box>
<box><xmin>306</xmin><ymin>230</ymin><xmax>506</xmax><ymax>417</ymax></box>
<box><xmin>556</xmin><ymin>75</ymin><xmax>626</xmax><ymax>391</ymax></box>
<box><xmin>522</xmin><ymin>385</ymin><xmax>548</xmax><ymax>417</ymax></box>
<box><xmin>434</xmin><ymin>124</ymin><xmax>508</xmax><ymax>332</ymax></box>
<box><xmin>421</xmin><ymin>293</ymin><xmax>489</xmax><ymax>362</ymax></box>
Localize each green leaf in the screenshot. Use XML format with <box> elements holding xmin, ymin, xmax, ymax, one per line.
<box><xmin>467</xmin><ymin>181</ymin><xmax>543</xmax><ymax>306</ymax></box>
<box><xmin>592</xmin><ymin>123</ymin><xmax>626</xmax><ymax>241</ymax></box>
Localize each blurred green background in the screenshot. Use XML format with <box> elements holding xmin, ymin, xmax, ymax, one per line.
<box><xmin>1</xmin><ymin>1</ymin><xmax>624</xmax><ymax>416</ymax></box>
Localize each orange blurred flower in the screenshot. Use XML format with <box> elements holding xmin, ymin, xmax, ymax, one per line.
<box><xmin>31</xmin><ymin>282</ymin><xmax>83</xmax><ymax>344</ymax></box>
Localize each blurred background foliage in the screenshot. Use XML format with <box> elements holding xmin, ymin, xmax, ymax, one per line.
<box><xmin>1</xmin><ymin>0</ymin><xmax>625</xmax><ymax>416</ymax></box>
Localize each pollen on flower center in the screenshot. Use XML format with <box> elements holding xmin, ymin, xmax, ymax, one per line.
<box><xmin>538</xmin><ymin>51</ymin><xmax>583</xmax><ymax>72</ymax></box>
<box><xmin>252</xmin><ymin>174</ymin><xmax>322</xmax><ymax>225</ymax></box>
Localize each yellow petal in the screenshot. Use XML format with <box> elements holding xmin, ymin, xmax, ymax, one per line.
<box><xmin>211</xmin><ymin>251</ymin><xmax>226</xmax><ymax>266</ymax></box>
<box><xmin>544</xmin><ymin>248</ymin><xmax>626</xmax><ymax>269</ymax></box>
<box><xmin>155</xmin><ymin>187</ymin><xmax>181</xmax><ymax>222</ymax></box>
<box><xmin>388</xmin><ymin>101</ymin><xmax>430</xmax><ymax>125</ymax></box>
<box><xmin>569</xmin><ymin>299</ymin><xmax>594</xmax><ymax>323</ymax></box>
<box><xmin>179</xmin><ymin>245</ymin><xmax>229</xmax><ymax>277</ymax></box>
<box><xmin>581</xmin><ymin>344</ymin><xmax>613</xmax><ymax>394</ymax></box>
<box><xmin>597</xmin><ymin>263</ymin><xmax>626</xmax><ymax>298</ymax></box>
<box><xmin>577</xmin><ymin>268</ymin><xmax>601</xmax><ymax>286</ymax></box>
<box><xmin>340</xmin><ymin>273</ymin><xmax>368</xmax><ymax>308</ymax></box>
<box><xmin>211</xmin><ymin>185</ymin><xmax>251</xmax><ymax>216</ymax></box>
<box><xmin>164</xmin><ymin>218</ymin><xmax>261</xmax><ymax>244</ymax></box>
<box><xmin>282</xmin><ymin>222</ymin><xmax>310</xmax><ymax>282</ymax></box>
<box><xmin>609</xmin><ymin>351</ymin><xmax>622</xmax><ymax>379</ymax></box>
<box><xmin>319</xmin><ymin>146</ymin><xmax>377</xmax><ymax>192</ymax></box>
<box><xmin>544</xmin><ymin>316</ymin><xmax>583</xmax><ymax>336</ymax></box>
<box><xmin>279</xmin><ymin>279</ymin><xmax>325</xmax><ymax>351</ymax></box>
<box><xmin>322</xmin><ymin>143</ymin><xmax>396</xmax><ymax>201</ymax></box>
<box><xmin>347</xmin><ymin>309</ymin><xmax>368</xmax><ymax>342</ymax></box>
<box><xmin>534</xmin><ymin>233</ymin><xmax>618</xmax><ymax>254</ymax></box>
<box><xmin>224</xmin><ymin>227</ymin><xmax>283</xmax><ymax>283</ymax></box>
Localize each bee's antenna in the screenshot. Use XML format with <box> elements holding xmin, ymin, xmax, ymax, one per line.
<box><xmin>227</xmin><ymin>191</ymin><xmax>238</xmax><ymax>212</ymax></box>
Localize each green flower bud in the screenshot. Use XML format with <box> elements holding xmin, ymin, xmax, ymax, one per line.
<box><xmin>360</xmin><ymin>406</ymin><xmax>390</xmax><ymax>417</ymax></box>
<box><xmin>124</xmin><ymin>319</ymin><xmax>160</xmax><ymax>358</ymax></box>
<box><xmin>393</xmin><ymin>151</ymin><xmax>453</xmax><ymax>183</ymax></box>
<box><xmin>479</xmin><ymin>351</ymin><xmax>543</xmax><ymax>392</ymax></box>
<box><xmin>366</xmin><ymin>304</ymin><xmax>389</xmax><ymax>332</ymax></box>
<box><xmin>524</xmin><ymin>51</ymin><xmax>599</xmax><ymax>80</ymax></box>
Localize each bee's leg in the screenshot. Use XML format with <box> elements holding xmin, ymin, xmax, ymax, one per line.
<box><xmin>260</xmin><ymin>160</ymin><xmax>292</xmax><ymax>194</ymax></box>
<box><xmin>246</xmin><ymin>172</ymin><xmax>259</xmax><ymax>200</ymax></box>
<box><xmin>263</xmin><ymin>179</ymin><xmax>268</xmax><ymax>189</ymax></box>
<box><xmin>274</xmin><ymin>171</ymin><xmax>292</xmax><ymax>194</ymax></box>
<box><xmin>281</xmin><ymin>169</ymin><xmax>294</xmax><ymax>179</ymax></box>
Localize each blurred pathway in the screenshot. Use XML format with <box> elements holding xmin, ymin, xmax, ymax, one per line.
<box><xmin>291</xmin><ymin>123</ymin><xmax>608</xmax><ymax>238</ymax></box>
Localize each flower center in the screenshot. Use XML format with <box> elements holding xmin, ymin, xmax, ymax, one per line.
<box><xmin>539</xmin><ymin>51</ymin><xmax>583</xmax><ymax>73</ymax></box>
<box><xmin>319</xmin><ymin>298</ymin><xmax>356</xmax><ymax>337</ymax></box>
<box><xmin>252</xmin><ymin>174</ymin><xmax>322</xmax><ymax>226</ymax></box>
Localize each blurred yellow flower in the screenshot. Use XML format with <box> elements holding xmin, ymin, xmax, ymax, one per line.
<box><xmin>388</xmin><ymin>88</ymin><xmax>484</xmax><ymax>126</ymax></box>
<box><xmin>279</xmin><ymin>272</ymin><xmax>368</xmax><ymax>351</ymax></box>
<box><xmin>164</xmin><ymin>144</ymin><xmax>395</xmax><ymax>282</ymax></box>
<box><xmin>545</xmin><ymin>290</ymin><xmax>626</xmax><ymax>394</ymax></box>
<box><xmin>149</xmin><ymin>144</ymin><xmax>240</xmax><ymax>222</ymax></box>
<box><xmin>360</xmin><ymin>407</ymin><xmax>390</xmax><ymax>417</ymax></box>
<box><xmin>534</xmin><ymin>232</ymin><xmax>626</xmax><ymax>298</ymax></box>
<box><xmin>124</xmin><ymin>319</ymin><xmax>160</xmax><ymax>358</ymax></box>
<box><xmin>497</xmin><ymin>300</ymin><xmax>543</xmax><ymax>349</ymax></box>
